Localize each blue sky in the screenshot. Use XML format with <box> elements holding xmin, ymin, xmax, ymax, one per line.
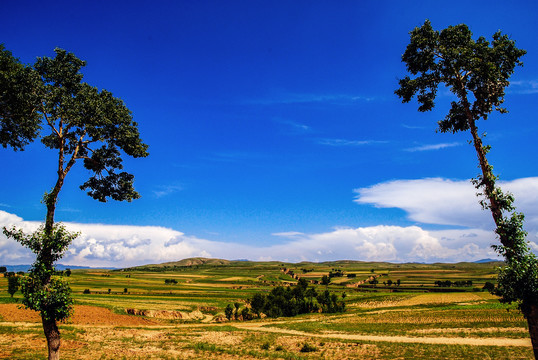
<box><xmin>1</xmin><ymin>1</ymin><xmax>538</xmax><ymax>267</ymax></box>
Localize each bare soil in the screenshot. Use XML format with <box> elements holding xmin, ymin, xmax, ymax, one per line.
<box><xmin>0</xmin><ymin>304</ymin><xmax>158</xmax><ymax>326</ymax></box>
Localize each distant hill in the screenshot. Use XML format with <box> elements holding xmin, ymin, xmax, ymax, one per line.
<box><xmin>125</xmin><ymin>257</ymin><xmax>505</xmax><ymax>272</ymax></box>
<box><xmin>136</xmin><ymin>257</ymin><xmax>232</xmax><ymax>269</ymax></box>
<box><xmin>474</xmin><ymin>258</ymin><xmax>501</xmax><ymax>263</ymax></box>
<box><xmin>1</xmin><ymin>264</ymin><xmax>116</xmax><ymax>272</ymax></box>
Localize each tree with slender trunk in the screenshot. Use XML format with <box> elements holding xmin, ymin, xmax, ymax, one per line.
<box><xmin>1</xmin><ymin>45</ymin><xmax>148</xmax><ymax>360</ymax></box>
<box><xmin>396</xmin><ymin>20</ymin><xmax>538</xmax><ymax>358</ymax></box>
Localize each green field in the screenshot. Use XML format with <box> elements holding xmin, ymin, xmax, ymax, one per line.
<box><xmin>0</xmin><ymin>259</ymin><xmax>533</xmax><ymax>359</ymax></box>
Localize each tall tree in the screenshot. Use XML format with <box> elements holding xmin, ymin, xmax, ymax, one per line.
<box><xmin>7</xmin><ymin>275</ymin><xmax>19</xmax><ymax>297</ymax></box>
<box><xmin>396</xmin><ymin>20</ymin><xmax>538</xmax><ymax>358</ymax></box>
<box><xmin>1</xmin><ymin>45</ymin><xmax>148</xmax><ymax>360</ymax></box>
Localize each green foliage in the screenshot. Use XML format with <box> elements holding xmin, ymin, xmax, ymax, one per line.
<box><xmin>328</xmin><ymin>269</ymin><xmax>344</xmax><ymax>278</ymax></box>
<box><xmin>3</xmin><ymin>223</ymin><xmax>78</xmax><ymax>265</ymax></box>
<box><xmin>19</xmin><ymin>273</ymin><xmax>73</xmax><ymax>322</ymax></box>
<box><xmin>493</xmin><ymin>213</ymin><xmax>538</xmax><ymax>314</ymax></box>
<box><xmin>224</xmin><ymin>304</ymin><xmax>234</xmax><ymax>320</ymax></box>
<box><xmin>483</xmin><ymin>281</ymin><xmax>496</xmax><ymax>292</ymax></box>
<box><xmin>299</xmin><ymin>343</ymin><xmax>317</xmax><ymax>353</ymax></box>
<box><xmin>395</xmin><ymin>20</ymin><xmax>526</xmax><ymax>129</ymax></box>
<box><xmin>2</xmin><ymin>224</ymin><xmax>76</xmax><ymax>322</ymax></box>
<box><xmin>435</xmin><ymin>280</ymin><xmax>473</xmax><ymax>287</ymax></box>
<box><xmin>7</xmin><ymin>275</ymin><xmax>19</xmax><ymax>297</ymax></box>
<box><xmin>0</xmin><ymin>46</ymin><xmax>149</xmax><ymax>203</ymax></box>
<box><xmin>0</xmin><ymin>44</ymin><xmax>41</xmax><ymax>151</ymax></box>
<box><xmin>250</xmin><ymin>292</ymin><xmax>266</xmax><ymax>316</ymax></box>
<box><xmin>246</xmin><ymin>281</ymin><xmax>344</xmax><ymax>319</ymax></box>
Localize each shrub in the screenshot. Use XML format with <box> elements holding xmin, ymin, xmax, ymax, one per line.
<box><xmin>300</xmin><ymin>343</ymin><xmax>317</xmax><ymax>353</ymax></box>
<box><xmin>224</xmin><ymin>304</ymin><xmax>234</xmax><ymax>320</ymax></box>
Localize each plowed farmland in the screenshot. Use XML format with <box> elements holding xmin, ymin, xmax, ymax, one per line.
<box><xmin>0</xmin><ymin>260</ymin><xmax>534</xmax><ymax>359</ymax></box>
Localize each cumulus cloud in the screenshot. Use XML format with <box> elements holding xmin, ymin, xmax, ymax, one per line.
<box><xmin>0</xmin><ymin>210</ymin><xmax>503</xmax><ymax>267</ymax></box>
<box><xmin>262</xmin><ymin>226</ymin><xmax>498</xmax><ymax>263</ymax></box>
<box><xmin>1</xmin><ymin>177</ymin><xmax>536</xmax><ymax>267</ymax></box>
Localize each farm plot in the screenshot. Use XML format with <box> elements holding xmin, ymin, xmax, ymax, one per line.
<box><xmin>0</xmin><ymin>260</ymin><xmax>534</xmax><ymax>359</ymax></box>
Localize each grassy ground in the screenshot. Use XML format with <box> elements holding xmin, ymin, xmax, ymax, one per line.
<box><xmin>0</xmin><ymin>260</ymin><xmax>533</xmax><ymax>359</ymax></box>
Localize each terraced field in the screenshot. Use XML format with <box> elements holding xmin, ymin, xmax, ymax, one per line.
<box><xmin>0</xmin><ymin>259</ymin><xmax>533</xmax><ymax>359</ymax></box>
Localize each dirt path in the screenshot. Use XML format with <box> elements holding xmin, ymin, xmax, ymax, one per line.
<box><xmin>233</xmin><ymin>322</ymin><xmax>533</xmax><ymax>347</ymax></box>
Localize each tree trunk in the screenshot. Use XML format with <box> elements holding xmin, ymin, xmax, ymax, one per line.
<box><xmin>42</xmin><ymin>316</ymin><xmax>61</xmax><ymax>360</ymax></box>
<box><xmin>527</xmin><ymin>304</ymin><xmax>538</xmax><ymax>359</ymax></box>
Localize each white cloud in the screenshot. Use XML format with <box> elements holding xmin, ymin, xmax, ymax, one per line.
<box><xmin>509</xmin><ymin>80</ymin><xmax>538</xmax><ymax>94</ymax></box>
<box><xmin>272</xmin><ymin>231</ymin><xmax>305</xmax><ymax>238</ymax></box>
<box><xmin>318</xmin><ymin>139</ymin><xmax>387</xmax><ymax>147</ymax></box>
<box><xmin>1</xmin><ymin>177</ymin><xmax>536</xmax><ymax>268</ymax></box>
<box><xmin>0</xmin><ymin>210</ymin><xmax>501</xmax><ymax>267</ymax></box>
<box><xmin>261</xmin><ymin>226</ymin><xmax>499</xmax><ymax>263</ymax></box>
<box><xmin>248</xmin><ymin>93</ymin><xmax>376</xmax><ymax>105</ymax></box>
<box><xmin>274</xmin><ymin>118</ymin><xmax>311</xmax><ymax>132</ymax></box>
<box><xmin>405</xmin><ymin>142</ymin><xmax>461</xmax><ymax>152</ymax></box>
<box><xmin>354</xmin><ymin>177</ymin><xmax>538</xmax><ymax>231</ymax></box>
<box><xmin>153</xmin><ymin>184</ymin><xmax>183</xmax><ymax>198</ymax></box>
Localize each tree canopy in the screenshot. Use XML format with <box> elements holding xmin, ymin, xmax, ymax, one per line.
<box><xmin>395</xmin><ymin>20</ymin><xmax>526</xmax><ymax>132</ymax></box>
<box><xmin>1</xmin><ymin>46</ymin><xmax>148</xmax><ymax>205</ymax></box>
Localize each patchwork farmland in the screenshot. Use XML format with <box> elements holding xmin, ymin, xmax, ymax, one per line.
<box><xmin>0</xmin><ymin>258</ymin><xmax>533</xmax><ymax>359</ymax></box>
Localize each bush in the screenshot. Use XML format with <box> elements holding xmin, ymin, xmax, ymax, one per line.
<box><xmin>224</xmin><ymin>304</ymin><xmax>234</xmax><ymax>320</ymax></box>
<box><xmin>83</xmin><ymin>289</ymin><xmax>90</xmax><ymax>294</ymax></box>
<box><xmin>483</xmin><ymin>281</ymin><xmax>496</xmax><ymax>292</ymax></box>
<box><xmin>300</xmin><ymin>343</ymin><xmax>317</xmax><ymax>353</ymax></box>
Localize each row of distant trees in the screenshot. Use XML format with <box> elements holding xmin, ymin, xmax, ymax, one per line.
<box><xmin>1</xmin><ymin>268</ymin><xmax>71</xmax><ymax>277</ymax></box>
<box><xmin>434</xmin><ymin>280</ymin><xmax>473</xmax><ymax>287</ymax></box>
